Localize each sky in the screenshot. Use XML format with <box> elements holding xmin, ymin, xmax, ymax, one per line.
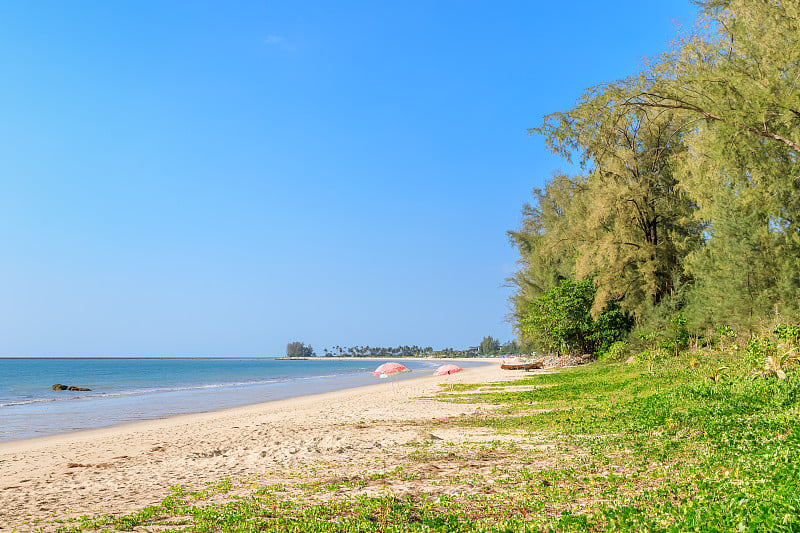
<box><xmin>0</xmin><ymin>1</ymin><xmax>699</xmax><ymax>357</ymax></box>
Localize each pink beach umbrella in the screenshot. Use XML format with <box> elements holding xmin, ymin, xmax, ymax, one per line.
<box><xmin>374</xmin><ymin>362</ymin><xmax>410</xmax><ymax>399</ymax></box>
<box><xmin>373</xmin><ymin>362</ymin><xmax>410</xmax><ymax>378</ymax></box>
<box><xmin>433</xmin><ymin>364</ymin><xmax>463</xmax><ymax>376</ymax></box>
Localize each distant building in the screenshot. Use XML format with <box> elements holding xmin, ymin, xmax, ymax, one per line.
<box><xmin>466</xmin><ymin>346</ymin><xmax>480</xmax><ymax>356</ymax></box>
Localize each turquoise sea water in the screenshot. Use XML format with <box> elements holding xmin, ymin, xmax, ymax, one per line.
<box><xmin>0</xmin><ymin>358</ymin><xmax>485</xmax><ymax>443</ymax></box>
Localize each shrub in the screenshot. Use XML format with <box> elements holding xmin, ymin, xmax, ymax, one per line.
<box><xmin>599</xmin><ymin>341</ymin><xmax>630</xmax><ymax>361</ymax></box>
<box><xmin>658</xmin><ymin>313</ymin><xmax>690</xmax><ymax>355</ymax></box>
<box><xmin>631</xmin><ymin>348</ymin><xmax>668</xmax><ymax>366</ymax></box>
<box><xmin>744</xmin><ymin>334</ymin><xmax>776</xmax><ymax>370</ymax></box>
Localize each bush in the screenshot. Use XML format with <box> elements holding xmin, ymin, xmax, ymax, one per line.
<box><xmin>658</xmin><ymin>313</ymin><xmax>690</xmax><ymax>355</ymax></box>
<box><xmin>744</xmin><ymin>334</ymin><xmax>777</xmax><ymax>370</ymax></box>
<box><xmin>519</xmin><ymin>278</ymin><xmax>633</xmax><ymax>355</ymax></box>
<box><xmin>631</xmin><ymin>348</ymin><xmax>668</xmax><ymax>366</ymax></box>
<box><xmin>599</xmin><ymin>341</ymin><xmax>630</xmax><ymax>361</ymax></box>
<box><xmin>774</xmin><ymin>324</ymin><xmax>800</xmax><ymax>344</ymax></box>
<box><xmin>592</xmin><ymin>302</ymin><xmax>634</xmax><ymax>355</ymax></box>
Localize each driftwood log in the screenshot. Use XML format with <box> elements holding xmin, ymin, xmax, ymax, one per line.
<box><xmin>500</xmin><ymin>359</ymin><xmax>544</xmax><ymax>371</ymax></box>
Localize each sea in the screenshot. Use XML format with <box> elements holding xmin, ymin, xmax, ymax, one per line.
<box><xmin>0</xmin><ymin>357</ymin><xmax>486</xmax><ymax>443</ymax></box>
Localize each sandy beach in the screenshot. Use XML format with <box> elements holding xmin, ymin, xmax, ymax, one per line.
<box><xmin>0</xmin><ymin>360</ymin><xmax>524</xmax><ymax>531</ymax></box>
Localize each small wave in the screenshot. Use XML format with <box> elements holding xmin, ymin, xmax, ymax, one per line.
<box><xmin>0</xmin><ymin>371</ymin><xmax>382</xmax><ymax>408</ymax></box>
<box><xmin>0</xmin><ymin>397</ymin><xmax>61</xmax><ymax>407</ymax></box>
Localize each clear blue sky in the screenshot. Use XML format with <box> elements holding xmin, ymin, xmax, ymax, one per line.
<box><xmin>0</xmin><ymin>1</ymin><xmax>698</xmax><ymax>357</ymax></box>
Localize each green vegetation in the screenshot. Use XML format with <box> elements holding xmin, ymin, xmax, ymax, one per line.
<box><xmin>319</xmin><ymin>341</ymin><xmax>519</xmax><ymax>358</ymax></box>
<box><xmin>286</xmin><ymin>341</ymin><xmax>315</xmax><ymax>358</ymax></box>
<box><xmin>479</xmin><ymin>336</ymin><xmax>520</xmax><ymax>356</ymax></box>
<box><xmin>509</xmin><ymin>0</ymin><xmax>800</xmax><ymax>354</ymax></box>
<box><xmin>520</xmin><ymin>279</ymin><xmax>632</xmax><ymax>355</ymax></box>
<box><xmin>479</xmin><ymin>336</ymin><xmax>500</xmax><ymax>356</ymax></box>
<box><xmin>323</xmin><ymin>344</ymin><xmax>433</xmax><ymax>357</ymax></box>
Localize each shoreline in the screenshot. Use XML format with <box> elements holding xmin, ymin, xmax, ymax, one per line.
<box><xmin>0</xmin><ymin>357</ymin><xmax>494</xmax><ymax>451</ymax></box>
<box><xmin>0</xmin><ymin>357</ymin><xmax>494</xmax><ymax>444</ymax></box>
<box><xmin>0</xmin><ymin>360</ymin><xmax>518</xmax><ymax>530</ymax></box>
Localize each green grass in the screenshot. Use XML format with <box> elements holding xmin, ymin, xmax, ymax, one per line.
<box><xmin>36</xmin><ymin>353</ymin><xmax>800</xmax><ymax>532</ymax></box>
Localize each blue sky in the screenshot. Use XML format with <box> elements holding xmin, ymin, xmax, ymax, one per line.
<box><xmin>0</xmin><ymin>1</ymin><xmax>698</xmax><ymax>356</ymax></box>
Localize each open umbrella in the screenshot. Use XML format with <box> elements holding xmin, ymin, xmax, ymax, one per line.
<box><xmin>373</xmin><ymin>362</ymin><xmax>410</xmax><ymax>378</ymax></box>
<box><xmin>373</xmin><ymin>362</ymin><xmax>411</xmax><ymax>399</ymax></box>
<box><xmin>433</xmin><ymin>364</ymin><xmax>463</xmax><ymax>376</ymax></box>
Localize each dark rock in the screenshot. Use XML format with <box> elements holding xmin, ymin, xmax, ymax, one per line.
<box><xmin>52</xmin><ymin>384</ymin><xmax>91</xmax><ymax>391</ymax></box>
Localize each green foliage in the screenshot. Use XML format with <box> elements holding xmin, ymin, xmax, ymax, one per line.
<box><xmin>519</xmin><ymin>278</ymin><xmax>595</xmax><ymax>354</ymax></box>
<box><xmin>758</xmin><ymin>352</ymin><xmax>799</xmax><ymax>380</ymax></box>
<box><xmin>658</xmin><ymin>312</ymin><xmax>690</xmax><ymax>355</ymax></box>
<box><xmin>714</xmin><ymin>324</ymin><xmax>737</xmax><ymax>350</ymax></box>
<box><xmin>497</xmin><ymin>340</ymin><xmax>520</xmax><ymax>355</ymax></box>
<box><xmin>647</xmin><ymin>0</ymin><xmax>800</xmax><ymax>329</ymax></box>
<box><xmin>774</xmin><ymin>324</ymin><xmax>800</xmax><ymax>344</ymax></box>
<box><xmin>532</xmin><ymin>92</ymin><xmax>702</xmax><ymax>319</ymax></box>
<box><xmin>320</xmin><ymin>343</ymin><xmax>516</xmax><ymax>358</ymax></box>
<box><xmin>285</xmin><ymin>341</ymin><xmax>315</xmax><ymax>358</ymax></box>
<box><xmin>510</xmin><ymin>0</ymin><xmax>800</xmax><ymax>343</ymax></box>
<box><xmin>507</xmin><ymin>173</ymin><xmax>581</xmax><ymax>341</ymax></box>
<box><xmin>745</xmin><ymin>334</ymin><xmax>777</xmax><ymax>370</ymax></box>
<box><xmin>324</xmin><ymin>344</ymin><xmax>427</xmax><ymax>357</ymax></box>
<box><xmin>590</xmin><ymin>301</ymin><xmax>634</xmax><ymax>355</ymax></box>
<box><xmin>519</xmin><ymin>278</ymin><xmax>632</xmax><ymax>354</ymax></box>
<box><xmin>630</xmin><ymin>347</ymin><xmax>668</xmax><ymax>367</ymax></box>
<box><xmin>643</xmin><ymin>0</ymin><xmax>800</xmax><ymax>155</ymax></box>
<box><xmin>598</xmin><ymin>340</ymin><xmax>629</xmax><ymax>361</ymax></box>
<box><xmin>478</xmin><ymin>336</ymin><xmax>500</xmax><ymax>355</ymax></box>
<box><xmin>740</xmin><ymin>325</ymin><xmax>800</xmax><ymax>380</ymax></box>
<box><xmin>437</xmin><ymin>355</ymin><xmax>800</xmax><ymax>531</ymax></box>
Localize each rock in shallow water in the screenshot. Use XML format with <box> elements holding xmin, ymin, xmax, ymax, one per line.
<box><xmin>51</xmin><ymin>384</ymin><xmax>91</xmax><ymax>391</ymax></box>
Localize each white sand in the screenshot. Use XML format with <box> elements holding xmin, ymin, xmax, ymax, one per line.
<box><xmin>0</xmin><ymin>360</ymin><xmax>525</xmax><ymax>531</ymax></box>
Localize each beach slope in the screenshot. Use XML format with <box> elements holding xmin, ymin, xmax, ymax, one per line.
<box><xmin>0</xmin><ymin>361</ymin><xmax>517</xmax><ymax>531</ymax></box>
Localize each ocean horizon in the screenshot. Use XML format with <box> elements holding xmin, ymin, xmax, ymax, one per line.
<box><xmin>0</xmin><ymin>357</ymin><xmax>487</xmax><ymax>443</ymax></box>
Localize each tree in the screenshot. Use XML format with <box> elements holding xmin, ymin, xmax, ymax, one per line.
<box><xmin>507</xmin><ymin>173</ymin><xmax>582</xmax><ymax>344</ymax></box>
<box><xmin>532</xmin><ymin>82</ymin><xmax>702</xmax><ymax>318</ymax></box>
<box><xmin>626</xmin><ymin>0</ymin><xmax>800</xmax><ymax>154</ymax></box>
<box><xmin>479</xmin><ymin>336</ymin><xmax>500</xmax><ymax>355</ymax></box>
<box><xmin>653</xmin><ymin>0</ymin><xmax>800</xmax><ymax>328</ymax></box>
<box><xmin>286</xmin><ymin>342</ymin><xmax>314</xmax><ymax>358</ymax></box>
<box><xmin>510</xmin><ymin>0</ymin><xmax>800</xmax><ymax>347</ymax></box>
<box><xmin>499</xmin><ymin>340</ymin><xmax>521</xmax><ymax>355</ymax></box>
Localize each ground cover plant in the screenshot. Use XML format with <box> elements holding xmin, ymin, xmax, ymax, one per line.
<box><xmin>26</xmin><ymin>344</ymin><xmax>800</xmax><ymax>533</ymax></box>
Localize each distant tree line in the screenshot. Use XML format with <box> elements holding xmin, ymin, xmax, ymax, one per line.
<box><xmin>284</xmin><ymin>340</ymin><xmax>521</xmax><ymax>358</ymax></box>
<box><xmin>509</xmin><ymin>0</ymin><xmax>800</xmax><ymax>355</ymax></box>
<box><xmin>323</xmin><ymin>345</ymin><xmax>431</xmax><ymax>358</ymax></box>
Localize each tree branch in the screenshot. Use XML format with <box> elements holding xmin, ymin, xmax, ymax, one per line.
<box><xmin>622</xmin><ymin>95</ymin><xmax>800</xmax><ymax>153</ymax></box>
